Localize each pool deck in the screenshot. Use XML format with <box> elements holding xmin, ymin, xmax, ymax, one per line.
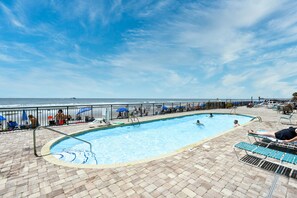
<box><xmin>0</xmin><ymin>107</ymin><xmax>297</xmax><ymax>197</ymax></box>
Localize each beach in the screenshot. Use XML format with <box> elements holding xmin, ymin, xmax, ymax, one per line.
<box><xmin>0</xmin><ymin>106</ymin><xmax>296</xmax><ymax>197</ymax></box>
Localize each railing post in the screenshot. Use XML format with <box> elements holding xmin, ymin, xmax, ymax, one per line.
<box><xmin>91</xmin><ymin>105</ymin><xmax>93</xmax><ymax>118</ymax></box>
<box><xmin>140</xmin><ymin>104</ymin><xmax>143</xmax><ymax>117</ymax></box>
<box><xmin>33</xmin><ymin>126</ymin><xmax>41</xmax><ymax>157</ymax></box>
<box><xmin>153</xmin><ymin>103</ymin><xmax>155</xmax><ymax>116</ymax></box>
<box><xmin>66</xmin><ymin>106</ymin><xmax>69</xmax><ymax>125</ymax></box>
<box><xmin>110</xmin><ymin>105</ymin><xmax>113</xmax><ymax>120</ymax></box>
<box><xmin>36</xmin><ymin>107</ymin><xmax>39</xmax><ymax>126</ymax></box>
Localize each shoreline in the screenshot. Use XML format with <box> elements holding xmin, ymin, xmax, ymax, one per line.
<box><xmin>0</xmin><ymin>98</ymin><xmax>256</xmax><ymax>108</ymax></box>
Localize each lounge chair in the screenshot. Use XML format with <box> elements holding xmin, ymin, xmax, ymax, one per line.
<box><xmin>247</xmin><ymin>133</ymin><xmax>297</xmax><ymax>150</ymax></box>
<box><xmin>110</xmin><ymin>121</ymin><xmax>125</xmax><ymax>126</ymax></box>
<box><xmin>89</xmin><ymin>120</ymin><xmax>125</xmax><ymax>128</ymax></box>
<box><xmin>279</xmin><ymin>113</ymin><xmax>294</xmax><ymax>124</ymax></box>
<box><xmin>88</xmin><ymin>118</ymin><xmax>106</xmax><ymax>128</ymax></box>
<box><xmin>48</xmin><ymin>115</ymin><xmax>56</xmax><ymax>126</ymax></box>
<box><xmin>233</xmin><ymin>141</ymin><xmax>297</xmax><ymax>176</ymax></box>
<box><xmin>90</xmin><ymin>118</ymin><xmax>104</xmax><ymax>123</ymax></box>
<box><xmin>253</xmin><ymin>102</ymin><xmax>265</xmax><ymax>108</ymax></box>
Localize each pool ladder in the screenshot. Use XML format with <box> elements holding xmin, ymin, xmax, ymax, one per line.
<box><xmin>230</xmin><ymin>106</ymin><xmax>237</xmax><ymax>114</ymax></box>
<box><xmin>33</xmin><ymin>126</ymin><xmax>97</xmax><ymax>164</ymax></box>
<box><xmin>129</xmin><ymin>115</ymin><xmax>140</xmax><ymax>125</ymax></box>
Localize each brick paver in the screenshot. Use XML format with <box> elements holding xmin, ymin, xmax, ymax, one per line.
<box><xmin>0</xmin><ymin>107</ymin><xmax>297</xmax><ymax>197</ymax></box>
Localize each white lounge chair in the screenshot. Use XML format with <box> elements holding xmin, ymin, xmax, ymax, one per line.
<box><xmin>91</xmin><ymin>118</ymin><xmax>104</xmax><ymax>123</ymax></box>
<box><xmin>89</xmin><ymin>118</ymin><xmax>106</xmax><ymax>128</ymax></box>
<box><xmin>279</xmin><ymin>113</ymin><xmax>294</xmax><ymax>124</ymax></box>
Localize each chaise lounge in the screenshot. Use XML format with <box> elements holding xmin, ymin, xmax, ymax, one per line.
<box><xmin>233</xmin><ymin>141</ymin><xmax>297</xmax><ymax>177</ymax></box>
<box><xmin>247</xmin><ymin>132</ymin><xmax>297</xmax><ymax>150</ymax></box>
<box><xmin>279</xmin><ymin>112</ymin><xmax>294</xmax><ymax>124</ymax></box>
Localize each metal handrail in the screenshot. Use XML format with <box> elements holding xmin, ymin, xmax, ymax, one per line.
<box><xmin>134</xmin><ymin>116</ymin><xmax>140</xmax><ymax>124</ymax></box>
<box><xmin>129</xmin><ymin>115</ymin><xmax>140</xmax><ymax>125</ymax></box>
<box><xmin>230</xmin><ymin>106</ymin><xmax>237</xmax><ymax>114</ymax></box>
<box><xmin>251</xmin><ymin>116</ymin><xmax>262</xmax><ymax>122</ymax></box>
<box><xmin>33</xmin><ymin>126</ymin><xmax>94</xmax><ymax>157</ymax></box>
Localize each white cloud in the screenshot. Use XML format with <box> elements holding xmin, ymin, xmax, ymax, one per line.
<box><xmin>169</xmin><ymin>0</ymin><xmax>282</xmax><ymax>64</ymax></box>
<box><xmin>239</xmin><ymin>62</ymin><xmax>297</xmax><ymax>98</ymax></box>
<box><xmin>49</xmin><ymin>0</ymin><xmax>124</xmax><ymax>26</ymax></box>
<box><xmin>108</xmin><ymin>0</ymin><xmax>284</xmax><ymax>81</ymax></box>
<box><xmin>221</xmin><ymin>73</ymin><xmax>249</xmax><ymax>87</ymax></box>
<box><xmin>0</xmin><ymin>2</ymin><xmax>25</xmax><ymax>28</ymax></box>
<box><xmin>133</xmin><ymin>0</ymin><xmax>174</xmax><ymax>17</ymax></box>
<box><xmin>0</xmin><ymin>53</ymin><xmax>19</xmax><ymax>62</ymax></box>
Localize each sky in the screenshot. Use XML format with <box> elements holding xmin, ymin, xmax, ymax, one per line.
<box><xmin>0</xmin><ymin>0</ymin><xmax>297</xmax><ymax>99</ymax></box>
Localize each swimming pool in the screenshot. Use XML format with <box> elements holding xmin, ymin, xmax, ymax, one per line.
<box><xmin>48</xmin><ymin>113</ymin><xmax>252</xmax><ymax>167</ymax></box>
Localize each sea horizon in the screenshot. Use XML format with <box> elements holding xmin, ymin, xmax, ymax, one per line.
<box><xmin>0</xmin><ymin>97</ymin><xmax>257</xmax><ymax>108</ymax></box>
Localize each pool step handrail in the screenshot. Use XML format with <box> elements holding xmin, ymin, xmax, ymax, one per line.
<box><xmin>129</xmin><ymin>115</ymin><xmax>140</xmax><ymax>125</ymax></box>
<box><xmin>134</xmin><ymin>116</ymin><xmax>140</xmax><ymax>125</ymax></box>
<box><xmin>251</xmin><ymin>116</ymin><xmax>262</xmax><ymax>122</ymax></box>
<box><xmin>33</xmin><ymin>126</ymin><xmax>95</xmax><ymax>159</ymax></box>
<box><xmin>230</xmin><ymin>106</ymin><xmax>237</xmax><ymax>114</ymax></box>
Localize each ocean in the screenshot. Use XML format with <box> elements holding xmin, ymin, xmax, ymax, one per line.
<box><xmin>0</xmin><ymin>98</ymin><xmax>214</xmax><ymax>108</ymax></box>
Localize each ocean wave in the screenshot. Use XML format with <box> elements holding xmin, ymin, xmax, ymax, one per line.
<box><xmin>0</xmin><ymin>98</ymin><xmax>208</xmax><ymax>109</ymax></box>
<box><xmin>0</xmin><ymin>102</ymin><xmax>147</xmax><ymax>108</ymax></box>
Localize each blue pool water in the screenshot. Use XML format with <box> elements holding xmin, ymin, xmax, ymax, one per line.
<box><xmin>51</xmin><ymin>113</ymin><xmax>252</xmax><ymax>165</ymax></box>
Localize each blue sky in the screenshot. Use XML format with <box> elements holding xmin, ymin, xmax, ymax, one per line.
<box><xmin>0</xmin><ymin>0</ymin><xmax>297</xmax><ymax>99</ymax></box>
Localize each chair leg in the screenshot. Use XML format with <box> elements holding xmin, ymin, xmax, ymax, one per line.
<box><xmin>233</xmin><ymin>147</ymin><xmax>240</xmax><ymax>160</ymax></box>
